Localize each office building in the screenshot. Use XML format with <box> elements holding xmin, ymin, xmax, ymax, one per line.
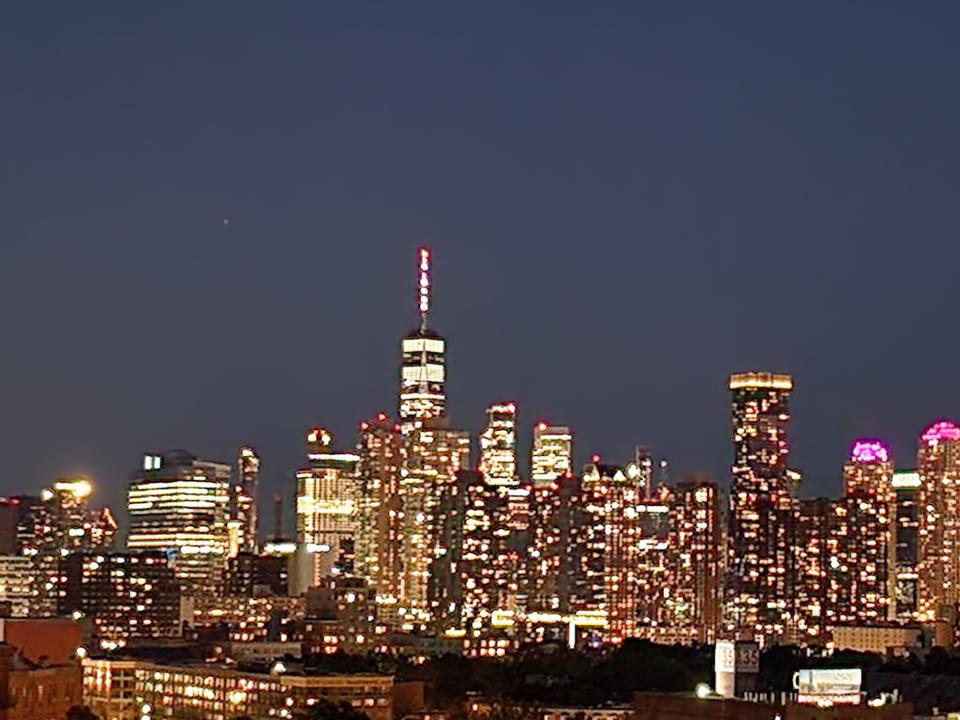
<box><xmin>399</xmin><ymin>247</ymin><xmax>446</xmax><ymax>433</ymax></box>
<box><xmin>127</xmin><ymin>450</ymin><xmax>231</xmax><ymax>593</ymax></box>
<box><xmin>531</xmin><ymin>423</ymin><xmax>573</xmax><ymax>485</ymax></box>
<box><xmin>295</xmin><ymin>428</ymin><xmax>360</xmax><ymax>582</ymax></box>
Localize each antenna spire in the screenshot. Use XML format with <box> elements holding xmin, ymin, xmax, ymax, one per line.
<box><xmin>418</xmin><ymin>246</ymin><xmax>431</xmax><ymax>331</ymax></box>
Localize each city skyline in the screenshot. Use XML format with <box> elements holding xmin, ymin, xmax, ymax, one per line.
<box><xmin>3</xmin><ymin>4</ymin><xmax>960</xmax><ymax>514</ymax></box>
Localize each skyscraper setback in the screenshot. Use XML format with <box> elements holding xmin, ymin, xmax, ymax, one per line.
<box><xmin>727</xmin><ymin>372</ymin><xmax>795</xmax><ymax>640</ymax></box>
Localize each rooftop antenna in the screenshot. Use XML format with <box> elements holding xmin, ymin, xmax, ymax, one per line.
<box><xmin>418</xmin><ymin>246</ymin><xmax>430</xmax><ymax>332</ymax></box>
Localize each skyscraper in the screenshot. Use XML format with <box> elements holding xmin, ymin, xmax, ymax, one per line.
<box><xmin>838</xmin><ymin>440</ymin><xmax>896</xmax><ymax>622</ymax></box>
<box><xmin>916</xmin><ymin>420</ymin><xmax>960</xmax><ymax>622</ymax></box>
<box><xmin>399</xmin><ymin>247</ymin><xmax>446</xmax><ymax>433</ymax></box>
<box><xmin>230</xmin><ymin>445</ymin><xmax>260</xmax><ymax>555</ymax></box>
<box><xmin>531</xmin><ymin>423</ymin><xmax>573</xmax><ymax>486</ymax></box>
<box><xmin>295</xmin><ymin>428</ymin><xmax>360</xmax><ymax>582</ymax></box>
<box><xmin>578</xmin><ymin>461</ymin><xmax>644</xmax><ymax>644</ymax></box>
<box><xmin>793</xmin><ymin>497</ymin><xmax>838</xmax><ymax>641</ymax></box>
<box><xmin>666</xmin><ymin>476</ymin><xmax>722</xmax><ymax>644</ymax></box>
<box><xmin>355</xmin><ymin>413</ymin><xmax>404</xmax><ymax>601</ymax></box>
<box><xmin>727</xmin><ymin>371</ymin><xmax>795</xmax><ymax>641</ymax></box>
<box><xmin>479</xmin><ymin>403</ymin><xmax>519</xmax><ymax>487</ymax></box>
<box><xmin>479</xmin><ymin>402</ymin><xmax>528</xmax><ymax>614</ymax></box>
<box><xmin>127</xmin><ymin>450</ymin><xmax>231</xmax><ymax>592</ymax></box>
<box><xmin>399</xmin><ymin>419</ymin><xmax>471</xmax><ymax>625</ymax></box>
<box><xmin>892</xmin><ymin>469</ymin><xmax>921</xmax><ymax>620</ymax></box>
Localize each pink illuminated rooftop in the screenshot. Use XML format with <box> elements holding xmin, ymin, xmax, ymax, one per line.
<box><xmin>922</xmin><ymin>420</ymin><xmax>960</xmax><ymax>445</ymax></box>
<box><xmin>851</xmin><ymin>440</ymin><xmax>890</xmax><ymax>464</ymax></box>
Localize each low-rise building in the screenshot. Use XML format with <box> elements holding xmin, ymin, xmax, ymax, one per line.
<box><xmin>84</xmin><ymin>657</ymin><xmax>393</xmax><ymax>720</ymax></box>
<box><xmin>830</xmin><ymin>624</ymin><xmax>925</xmax><ymax>655</ymax></box>
<box><xmin>83</xmin><ymin>658</ymin><xmax>138</xmax><ymax>720</ymax></box>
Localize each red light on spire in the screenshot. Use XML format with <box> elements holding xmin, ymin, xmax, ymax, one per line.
<box><xmin>417</xmin><ymin>246</ymin><xmax>431</xmax><ymax>328</ymax></box>
<box><xmin>591</xmin><ymin>454</ymin><xmax>601</xmax><ymax>464</ymax></box>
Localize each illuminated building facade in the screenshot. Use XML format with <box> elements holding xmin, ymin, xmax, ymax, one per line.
<box><xmin>478</xmin><ymin>402</ymin><xmax>530</xmax><ymax>615</ymax></box>
<box><xmin>633</xmin><ymin>446</ymin><xmax>655</xmax><ymax>498</ymax></box>
<box><xmin>398</xmin><ymin>419</ymin><xmax>470</xmax><ymax>624</ymax></box>
<box><xmin>0</xmin><ymin>555</ymin><xmax>37</xmax><ymax>617</ymax></box>
<box><xmin>792</xmin><ymin>497</ymin><xmax>837</xmax><ymax>640</ymax></box>
<box><xmin>578</xmin><ymin>461</ymin><xmax>644</xmax><ymax>644</ymax></box>
<box><xmin>527</xmin><ymin>423</ymin><xmax>573</xmax><ymax>617</ymax></box>
<box><xmin>838</xmin><ymin>440</ymin><xmax>896</xmax><ymax>622</ymax></box>
<box><xmin>727</xmin><ymin>372</ymin><xmax>795</xmax><ymax>641</ymax></box>
<box><xmin>96</xmin><ymin>660</ymin><xmax>393</xmax><ymax>720</ymax></box>
<box><xmin>354</xmin><ymin>413</ymin><xmax>404</xmax><ymax>602</ymax></box>
<box><xmin>454</xmin><ymin>470</ymin><xmax>498</xmax><ymax>632</ymax></box>
<box><xmin>225</xmin><ymin>551</ymin><xmax>288</xmax><ymax>597</ymax></box>
<box><xmin>229</xmin><ymin>445</ymin><xmax>260</xmax><ymax>555</ymax></box>
<box><xmin>531</xmin><ymin>423</ymin><xmax>573</xmax><ymax>485</ymax></box>
<box><xmin>633</xmin><ymin>485</ymin><xmax>672</xmax><ymax>641</ymax></box>
<box><xmin>304</xmin><ymin>576</ymin><xmax>381</xmax><ymax>655</ymax></box>
<box><xmin>295</xmin><ymin>428</ymin><xmax>360</xmax><ymax>582</ymax></box>
<box><xmin>916</xmin><ymin>420</ymin><xmax>960</xmax><ymax>622</ymax></box>
<box><xmin>127</xmin><ymin>450</ymin><xmax>231</xmax><ymax>592</ymax></box>
<box><xmin>480</xmin><ymin>403</ymin><xmax>519</xmax><ymax>487</ymax></box>
<box><xmin>60</xmin><ymin>551</ymin><xmax>181</xmax><ymax>647</ymax></box>
<box><xmin>892</xmin><ymin>469</ymin><xmax>921</xmax><ymax>619</ymax></box>
<box><xmin>666</xmin><ymin>477</ymin><xmax>721</xmax><ymax>644</ymax></box>
<box><xmin>528</xmin><ymin>471</ymin><xmax>575</xmax><ymax>615</ymax></box>
<box><xmin>399</xmin><ymin>247</ymin><xmax>446</xmax><ymax>432</ymax></box>
<box><xmin>21</xmin><ymin>477</ymin><xmax>118</xmax><ymax>615</ymax></box>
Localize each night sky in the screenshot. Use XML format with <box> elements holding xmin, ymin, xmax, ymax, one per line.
<box><xmin>2</xmin><ymin>3</ymin><xmax>959</xmax><ymax>519</ymax></box>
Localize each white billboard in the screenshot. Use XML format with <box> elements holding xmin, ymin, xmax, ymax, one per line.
<box><xmin>794</xmin><ymin>668</ymin><xmax>862</xmax><ymax>705</ymax></box>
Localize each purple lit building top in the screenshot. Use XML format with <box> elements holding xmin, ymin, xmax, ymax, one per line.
<box><xmin>850</xmin><ymin>440</ymin><xmax>890</xmax><ymax>464</ymax></box>
<box><xmin>921</xmin><ymin>420</ymin><xmax>960</xmax><ymax>445</ymax></box>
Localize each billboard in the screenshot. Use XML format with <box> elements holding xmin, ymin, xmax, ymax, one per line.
<box><xmin>794</xmin><ymin>668</ymin><xmax>862</xmax><ymax>705</ymax></box>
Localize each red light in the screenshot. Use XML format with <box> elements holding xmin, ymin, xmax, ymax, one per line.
<box><xmin>377</xmin><ymin>412</ymin><xmax>387</xmax><ymax>421</ymax></box>
<box><xmin>591</xmin><ymin>454</ymin><xmax>601</xmax><ymax>463</ymax></box>
<box><xmin>537</xmin><ymin>421</ymin><xmax>547</xmax><ymax>431</ymax></box>
<box><xmin>360</xmin><ymin>422</ymin><xmax>370</xmax><ymax>430</ymax></box>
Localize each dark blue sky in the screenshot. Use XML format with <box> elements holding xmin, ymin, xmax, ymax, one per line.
<box><xmin>2</xmin><ymin>3</ymin><xmax>959</xmax><ymax>515</ymax></box>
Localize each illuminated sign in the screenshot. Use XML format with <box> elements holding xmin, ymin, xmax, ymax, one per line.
<box><xmin>794</xmin><ymin>668</ymin><xmax>862</xmax><ymax>705</ymax></box>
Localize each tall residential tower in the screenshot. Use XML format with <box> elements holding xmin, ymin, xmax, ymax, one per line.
<box><xmin>727</xmin><ymin>372</ymin><xmax>795</xmax><ymax>641</ymax></box>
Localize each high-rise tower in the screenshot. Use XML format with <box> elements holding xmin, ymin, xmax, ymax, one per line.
<box><xmin>838</xmin><ymin>440</ymin><xmax>896</xmax><ymax>622</ymax></box>
<box><xmin>917</xmin><ymin>420</ymin><xmax>960</xmax><ymax>622</ymax></box>
<box><xmin>295</xmin><ymin>429</ymin><xmax>360</xmax><ymax>582</ymax></box>
<box><xmin>531</xmin><ymin>423</ymin><xmax>572</xmax><ymax>486</ymax></box>
<box><xmin>128</xmin><ymin>451</ymin><xmax>231</xmax><ymax>593</ymax></box>
<box><xmin>399</xmin><ymin>247</ymin><xmax>446</xmax><ymax>433</ymax></box>
<box><xmin>727</xmin><ymin>371</ymin><xmax>795</xmax><ymax>641</ymax></box>
<box><xmin>355</xmin><ymin>413</ymin><xmax>404</xmax><ymax>601</ymax></box>
<box><xmin>479</xmin><ymin>403</ymin><xmax>519</xmax><ymax>487</ymax></box>
<box><xmin>229</xmin><ymin>445</ymin><xmax>260</xmax><ymax>555</ymax></box>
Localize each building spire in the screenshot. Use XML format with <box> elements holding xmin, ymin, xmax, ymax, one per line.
<box><xmin>418</xmin><ymin>246</ymin><xmax>430</xmax><ymax>332</ymax></box>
